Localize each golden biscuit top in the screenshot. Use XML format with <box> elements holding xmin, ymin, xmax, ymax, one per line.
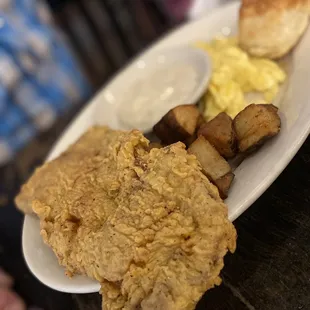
<box><xmin>240</xmin><ymin>0</ymin><xmax>309</xmax><ymax>18</ymax></box>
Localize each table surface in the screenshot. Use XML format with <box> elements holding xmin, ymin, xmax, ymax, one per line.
<box><xmin>1</xmin><ymin>106</ymin><xmax>310</xmax><ymax>310</ymax></box>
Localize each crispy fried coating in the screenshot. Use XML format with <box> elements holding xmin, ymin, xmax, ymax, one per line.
<box><xmin>15</xmin><ymin>127</ymin><xmax>236</xmax><ymax>310</ymax></box>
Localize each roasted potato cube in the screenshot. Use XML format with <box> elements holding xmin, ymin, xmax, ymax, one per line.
<box><xmin>153</xmin><ymin>104</ymin><xmax>201</xmax><ymax>144</ymax></box>
<box><xmin>214</xmin><ymin>172</ymin><xmax>235</xmax><ymax>199</ymax></box>
<box><xmin>188</xmin><ymin>136</ymin><xmax>232</xmax><ymax>184</ymax></box>
<box><xmin>233</xmin><ymin>104</ymin><xmax>281</xmax><ymax>153</ymax></box>
<box><xmin>197</xmin><ymin>114</ymin><xmax>206</xmax><ymax>128</ymax></box>
<box><xmin>198</xmin><ymin>112</ymin><xmax>237</xmax><ymax>158</ymax></box>
<box><xmin>184</xmin><ymin>134</ymin><xmax>198</xmax><ymax>148</ymax></box>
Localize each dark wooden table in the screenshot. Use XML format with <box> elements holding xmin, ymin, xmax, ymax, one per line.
<box><xmin>1</xmin><ymin>107</ymin><xmax>310</xmax><ymax>310</ymax></box>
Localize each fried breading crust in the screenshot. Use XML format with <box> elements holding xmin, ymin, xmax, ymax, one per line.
<box><xmin>15</xmin><ymin>127</ymin><xmax>236</xmax><ymax>310</ymax></box>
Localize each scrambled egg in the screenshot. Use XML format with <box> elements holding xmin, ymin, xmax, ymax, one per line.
<box><xmin>196</xmin><ymin>37</ymin><xmax>286</xmax><ymax>121</ymax></box>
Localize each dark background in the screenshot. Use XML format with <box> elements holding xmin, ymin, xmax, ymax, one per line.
<box><xmin>47</xmin><ymin>0</ymin><xmax>177</xmax><ymax>89</ymax></box>
<box><xmin>1</xmin><ymin>1</ymin><xmax>310</xmax><ymax>309</ymax></box>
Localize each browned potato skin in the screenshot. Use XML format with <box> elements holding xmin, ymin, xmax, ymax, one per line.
<box><xmin>153</xmin><ymin>104</ymin><xmax>201</xmax><ymax>145</ymax></box>
<box><xmin>233</xmin><ymin>104</ymin><xmax>281</xmax><ymax>153</ymax></box>
<box><xmin>188</xmin><ymin>136</ymin><xmax>232</xmax><ymax>185</ymax></box>
<box><xmin>183</xmin><ymin>135</ymin><xmax>197</xmax><ymax>148</ymax></box>
<box><xmin>197</xmin><ymin>114</ymin><xmax>206</xmax><ymax>128</ymax></box>
<box><xmin>214</xmin><ymin>172</ymin><xmax>235</xmax><ymax>200</ymax></box>
<box><xmin>198</xmin><ymin>112</ymin><xmax>237</xmax><ymax>158</ymax></box>
<box><xmin>153</xmin><ymin>121</ymin><xmax>176</xmax><ymax>145</ymax></box>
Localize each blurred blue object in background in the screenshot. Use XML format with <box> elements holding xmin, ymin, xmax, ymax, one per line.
<box><xmin>0</xmin><ymin>0</ymin><xmax>91</xmax><ymax>165</ymax></box>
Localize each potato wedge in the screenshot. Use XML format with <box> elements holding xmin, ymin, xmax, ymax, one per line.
<box><xmin>233</xmin><ymin>104</ymin><xmax>281</xmax><ymax>153</ymax></box>
<box><xmin>198</xmin><ymin>112</ymin><xmax>237</xmax><ymax>158</ymax></box>
<box><xmin>153</xmin><ymin>104</ymin><xmax>201</xmax><ymax>144</ymax></box>
<box><xmin>214</xmin><ymin>172</ymin><xmax>235</xmax><ymax>200</ymax></box>
<box><xmin>188</xmin><ymin>136</ymin><xmax>232</xmax><ymax>185</ymax></box>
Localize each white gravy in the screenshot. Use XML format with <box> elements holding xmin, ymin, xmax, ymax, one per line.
<box><xmin>117</xmin><ymin>64</ymin><xmax>198</xmax><ymax>132</ymax></box>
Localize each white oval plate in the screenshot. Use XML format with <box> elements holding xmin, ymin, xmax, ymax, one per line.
<box><xmin>23</xmin><ymin>1</ymin><xmax>310</xmax><ymax>294</ymax></box>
